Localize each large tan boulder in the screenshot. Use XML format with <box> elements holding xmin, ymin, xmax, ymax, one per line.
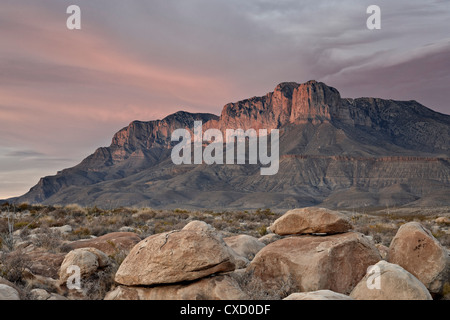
<box><xmin>388</xmin><ymin>222</ymin><xmax>450</xmax><ymax>295</ymax></box>
<box><xmin>246</xmin><ymin>232</ymin><xmax>381</xmax><ymax>295</ymax></box>
<box><xmin>115</xmin><ymin>221</ymin><xmax>236</xmax><ymax>286</ymax></box>
<box><xmin>284</xmin><ymin>290</ymin><xmax>353</xmax><ymax>300</ymax></box>
<box><xmin>350</xmin><ymin>260</ymin><xmax>432</xmax><ymax>300</ymax></box>
<box><xmin>223</xmin><ymin>235</ymin><xmax>265</xmax><ymax>261</ymax></box>
<box><xmin>62</xmin><ymin>232</ymin><xmax>141</xmax><ymax>257</ymax></box>
<box><xmin>269</xmin><ymin>207</ymin><xmax>352</xmax><ymax>236</ymax></box>
<box><xmin>59</xmin><ymin>247</ymin><xmax>115</xmax><ymax>299</ymax></box>
<box><xmin>59</xmin><ymin>247</ymin><xmax>111</xmax><ymax>284</ymax></box>
<box><xmin>105</xmin><ymin>275</ymin><xmax>248</xmax><ymax>300</ymax></box>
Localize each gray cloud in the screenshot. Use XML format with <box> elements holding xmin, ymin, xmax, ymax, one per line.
<box><xmin>5</xmin><ymin>150</ymin><xmax>45</xmax><ymax>158</ymax></box>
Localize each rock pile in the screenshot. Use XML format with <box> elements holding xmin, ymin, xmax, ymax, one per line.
<box><xmin>2</xmin><ymin>206</ymin><xmax>448</xmax><ymax>300</ymax></box>
<box><xmin>103</xmin><ymin>208</ymin><xmax>449</xmax><ymax>300</ymax></box>
<box><xmin>106</xmin><ymin>221</ymin><xmax>249</xmax><ymax>300</ymax></box>
<box><xmin>247</xmin><ymin>208</ymin><xmax>380</xmax><ymax>295</ymax></box>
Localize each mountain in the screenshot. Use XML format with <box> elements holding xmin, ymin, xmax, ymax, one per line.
<box><xmin>11</xmin><ymin>80</ymin><xmax>450</xmax><ymax>210</ymax></box>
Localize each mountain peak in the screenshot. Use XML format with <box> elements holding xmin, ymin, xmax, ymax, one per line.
<box><xmin>12</xmin><ymin>80</ymin><xmax>450</xmax><ymax>209</ymax></box>
<box><xmin>219</xmin><ymin>80</ymin><xmax>342</xmax><ymax>130</ymax></box>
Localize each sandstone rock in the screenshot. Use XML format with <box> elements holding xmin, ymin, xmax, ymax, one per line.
<box><xmin>0</xmin><ymin>284</ymin><xmax>20</xmax><ymax>300</ymax></box>
<box><xmin>247</xmin><ymin>232</ymin><xmax>381</xmax><ymax>295</ymax></box>
<box><xmin>59</xmin><ymin>247</ymin><xmax>111</xmax><ymax>284</ymax></box>
<box><xmin>115</xmin><ymin>222</ymin><xmax>236</xmax><ymax>286</ymax></box>
<box><xmin>284</xmin><ymin>290</ymin><xmax>354</xmax><ymax>300</ymax></box>
<box><xmin>435</xmin><ymin>217</ymin><xmax>450</xmax><ymax>225</ymax></box>
<box><xmin>388</xmin><ymin>222</ymin><xmax>449</xmax><ymax>295</ymax></box>
<box><xmin>105</xmin><ymin>275</ymin><xmax>248</xmax><ymax>300</ymax></box>
<box><xmin>118</xmin><ymin>226</ymin><xmax>135</xmax><ymax>233</ymax></box>
<box><xmin>29</xmin><ymin>288</ymin><xmax>51</xmax><ymax>300</ymax></box>
<box><xmin>223</xmin><ymin>235</ymin><xmax>265</xmax><ymax>261</ymax></box>
<box><xmin>62</xmin><ymin>232</ymin><xmax>141</xmax><ymax>257</ymax></box>
<box><xmin>269</xmin><ymin>207</ymin><xmax>352</xmax><ymax>236</ymax></box>
<box><xmin>183</xmin><ymin>220</ymin><xmax>216</xmax><ymax>234</ymax></box>
<box><xmin>350</xmin><ymin>260</ymin><xmax>432</xmax><ymax>300</ymax></box>
<box><xmin>0</xmin><ymin>276</ymin><xmax>22</xmax><ymax>299</ymax></box>
<box><xmin>29</xmin><ymin>288</ymin><xmax>68</xmax><ymax>300</ymax></box>
<box><xmin>50</xmin><ymin>225</ymin><xmax>72</xmax><ymax>234</ymax></box>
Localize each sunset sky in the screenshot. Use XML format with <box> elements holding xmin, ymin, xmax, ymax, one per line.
<box><xmin>1</xmin><ymin>0</ymin><xmax>449</xmax><ymax>199</ymax></box>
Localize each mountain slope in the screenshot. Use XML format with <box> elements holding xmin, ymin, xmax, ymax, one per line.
<box><xmin>12</xmin><ymin>80</ymin><xmax>450</xmax><ymax>209</ymax></box>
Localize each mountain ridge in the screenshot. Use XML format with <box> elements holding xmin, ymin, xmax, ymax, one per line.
<box><xmin>7</xmin><ymin>80</ymin><xmax>450</xmax><ymax>209</ymax></box>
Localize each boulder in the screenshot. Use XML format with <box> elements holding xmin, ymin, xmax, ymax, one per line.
<box><xmin>223</xmin><ymin>235</ymin><xmax>265</xmax><ymax>261</ymax></box>
<box><xmin>284</xmin><ymin>290</ymin><xmax>354</xmax><ymax>300</ymax></box>
<box><xmin>59</xmin><ymin>247</ymin><xmax>111</xmax><ymax>284</ymax></box>
<box><xmin>0</xmin><ymin>276</ymin><xmax>23</xmax><ymax>298</ymax></box>
<box><xmin>269</xmin><ymin>207</ymin><xmax>352</xmax><ymax>236</ymax></box>
<box><xmin>0</xmin><ymin>284</ymin><xmax>20</xmax><ymax>300</ymax></box>
<box><xmin>435</xmin><ymin>217</ymin><xmax>450</xmax><ymax>225</ymax></box>
<box><xmin>50</xmin><ymin>225</ymin><xmax>72</xmax><ymax>234</ymax></box>
<box><xmin>183</xmin><ymin>220</ymin><xmax>216</xmax><ymax>234</ymax></box>
<box><xmin>115</xmin><ymin>221</ymin><xmax>236</xmax><ymax>286</ymax></box>
<box><xmin>105</xmin><ymin>275</ymin><xmax>248</xmax><ymax>300</ymax></box>
<box><xmin>29</xmin><ymin>288</ymin><xmax>68</xmax><ymax>300</ymax></box>
<box><xmin>247</xmin><ymin>232</ymin><xmax>381</xmax><ymax>295</ymax></box>
<box><xmin>388</xmin><ymin>222</ymin><xmax>450</xmax><ymax>295</ymax></box>
<box><xmin>59</xmin><ymin>247</ymin><xmax>115</xmax><ymax>300</ymax></box>
<box><xmin>24</xmin><ymin>250</ymin><xmax>66</xmax><ymax>279</ymax></box>
<box><xmin>350</xmin><ymin>260</ymin><xmax>432</xmax><ymax>300</ymax></box>
<box><xmin>29</xmin><ymin>288</ymin><xmax>51</xmax><ymax>300</ymax></box>
<box><xmin>62</xmin><ymin>232</ymin><xmax>141</xmax><ymax>257</ymax></box>
<box><xmin>118</xmin><ymin>226</ymin><xmax>135</xmax><ymax>233</ymax></box>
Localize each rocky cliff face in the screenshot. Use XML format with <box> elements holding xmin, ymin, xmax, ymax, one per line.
<box><xmin>12</xmin><ymin>80</ymin><xmax>450</xmax><ymax>209</ymax></box>
<box><xmin>218</xmin><ymin>80</ymin><xmax>343</xmax><ymax>131</ymax></box>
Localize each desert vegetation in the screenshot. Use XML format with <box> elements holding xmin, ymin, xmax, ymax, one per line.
<box><xmin>0</xmin><ymin>202</ymin><xmax>449</xmax><ymax>300</ymax></box>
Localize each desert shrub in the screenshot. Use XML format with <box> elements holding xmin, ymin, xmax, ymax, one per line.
<box><xmin>231</xmin><ymin>270</ymin><xmax>293</xmax><ymax>300</ymax></box>
<box><xmin>64</xmin><ymin>204</ymin><xmax>87</xmax><ymax>216</ymax></box>
<box><xmin>135</xmin><ymin>209</ymin><xmax>157</xmax><ymax>221</ymax></box>
<box><xmin>72</xmin><ymin>227</ymin><xmax>91</xmax><ymax>238</ymax></box>
<box><xmin>174</xmin><ymin>208</ymin><xmax>189</xmax><ymax>214</ymax></box>
<box><xmin>257</xmin><ymin>225</ymin><xmax>267</xmax><ymax>237</ymax></box>
<box><xmin>17</xmin><ymin>203</ymin><xmax>30</xmax><ymax>211</ymax></box>
<box><xmin>31</xmin><ymin>228</ymin><xmax>63</xmax><ymax>253</ymax></box>
<box><xmin>86</xmin><ymin>206</ymin><xmax>104</xmax><ymax>216</ymax></box>
<box><xmin>77</xmin><ymin>265</ymin><xmax>117</xmax><ymax>300</ymax></box>
<box><xmin>0</xmin><ymin>249</ymin><xmax>30</xmax><ymax>284</ymax></box>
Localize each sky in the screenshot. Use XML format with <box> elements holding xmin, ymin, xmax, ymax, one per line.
<box><xmin>0</xmin><ymin>0</ymin><xmax>449</xmax><ymax>199</ymax></box>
